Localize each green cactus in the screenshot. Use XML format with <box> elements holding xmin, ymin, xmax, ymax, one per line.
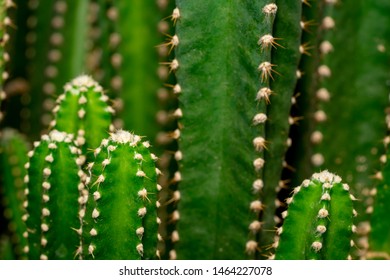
<box><xmin>0</xmin><ymin>128</ymin><xmax>29</xmax><ymax>259</ymax></box>
<box><xmin>274</xmin><ymin>170</ymin><xmax>355</xmax><ymax>260</ymax></box>
<box><xmin>169</xmin><ymin>0</ymin><xmax>302</xmax><ymax>259</ymax></box>
<box><xmin>51</xmin><ymin>75</ymin><xmax>114</xmax><ymax>154</ymax></box>
<box><xmin>1</xmin><ymin>0</ymin><xmax>390</xmax><ymax>261</ymax></box>
<box><xmin>24</xmin><ymin>130</ymin><xmax>83</xmax><ymax>260</ymax></box>
<box><xmin>82</xmin><ymin>130</ymin><xmax>160</xmax><ymax>260</ymax></box>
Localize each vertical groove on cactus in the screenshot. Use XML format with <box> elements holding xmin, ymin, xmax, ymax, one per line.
<box><xmin>52</xmin><ymin>75</ymin><xmax>114</xmax><ymax>154</ymax></box>
<box><xmin>83</xmin><ymin>130</ymin><xmax>160</xmax><ymax>260</ymax></box>
<box><xmin>24</xmin><ymin>130</ymin><xmax>82</xmax><ymax>260</ymax></box>
<box><xmin>0</xmin><ymin>128</ymin><xmax>29</xmax><ymax>259</ymax></box>
<box><xmin>274</xmin><ymin>170</ymin><xmax>355</xmax><ymax>260</ymax></box>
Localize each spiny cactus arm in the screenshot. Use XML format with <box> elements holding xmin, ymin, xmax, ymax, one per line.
<box><xmin>53</xmin><ymin>75</ymin><xmax>113</xmax><ymax>153</ymax></box>
<box><xmin>25</xmin><ymin>0</ymin><xmax>89</xmax><ymax>138</ymax></box>
<box><xmin>83</xmin><ymin>130</ymin><xmax>159</xmax><ymax>260</ymax></box>
<box><xmin>172</xmin><ymin>0</ymin><xmax>274</xmax><ymax>260</ymax></box>
<box><xmin>25</xmin><ymin>131</ymin><xmax>83</xmax><ymax>260</ymax></box>
<box><xmin>0</xmin><ymin>128</ymin><xmax>29</xmax><ymax>259</ymax></box>
<box><xmin>259</xmin><ymin>0</ymin><xmax>302</xmax><ymax>252</ymax></box>
<box><xmin>116</xmin><ymin>0</ymin><xmax>162</xmax><ymax>143</ymax></box>
<box><xmin>274</xmin><ymin>171</ymin><xmax>355</xmax><ymax>260</ymax></box>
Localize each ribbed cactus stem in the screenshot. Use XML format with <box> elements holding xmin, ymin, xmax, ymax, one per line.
<box><xmin>0</xmin><ymin>128</ymin><xmax>29</xmax><ymax>259</ymax></box>
<box><xmin>24</xmin><ymin>130</ymin><xmax>83</xmax><ymax>260</ymax></box>
<box><xmin>274</xmin><ymin>170</ymin><xmax>355</xmax><ymax>260</ymax></box>
<box><xmin>83</xmin><ymin>130</ymin><xmax>160</xmax><ymax>260</ymax></box>
<box><xmin>52</xmin><ymin>75</ymin><xmax>114</xmax><ymax>153</ymax></box>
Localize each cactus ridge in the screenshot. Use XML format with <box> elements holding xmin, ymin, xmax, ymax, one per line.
<box><xmin>24</xmin><ymin>130</ymin><xmax>83</xmax><ymax>260</ymax></box>
<box><xmin>274</xmin><ymin>170</ymin><xmax>355</xmax><ymax>260</ymax></box>
<box><xmin>52</xmin><ymin>74</ymin><xmax>114</xmax><ymax>155</ymax></box>
<box><xmin>83</xmin><ymin>130</ymin><xmax>160</xmax><ymax>260</ymax></box>
<box><xmin>0</xmin><ymin>0</ymin><xmax>14</xmax><ymax>122</ymax></box>
<box><xmin>0</xmin><ymin>128</ymin><xmax>29</xmax><ymax>259</ymax></box>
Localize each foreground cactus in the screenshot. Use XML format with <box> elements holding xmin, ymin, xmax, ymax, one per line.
<box><xmin>275</xmin><ymin>170</ymin><xmax>355</xmax><ymax>260</ymax></box>
<box><xmin>170</xmin><ymin>0</ymin><xmax>302</xmax><ymax>260</ymax></box>
<box><xmin>1</xmin><ymin>0</ymin><xmax>390</xmax><ymax>261</ymax></box>
<box><xmin>82</xmin><ymin>130</ymin><xmax>160</xmax><ymax>260</ymax></box>
<box><xmin>24</xmin><ymin>130</ymin><xmax>82</xmax><ymax>260</ymax></box>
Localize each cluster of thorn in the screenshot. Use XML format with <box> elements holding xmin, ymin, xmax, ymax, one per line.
<box><xmin>309</xmin><ymin>0</ymin><xmax>337</xmax><ymax>167</ymax></box>
<box><xmin>155</xmin><ymin>5</ymin><xmax>182</xmax><ymax>260</ymax></box>
<box><xmin>244</xmin><ymin>2</ymin><xmax>280</xmax><ymax>257</ymax></box>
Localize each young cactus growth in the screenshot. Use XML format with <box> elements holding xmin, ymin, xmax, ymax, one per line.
<box><xmin>52</xmin><ymin>75</ymin><xmax>114</xmax><ymax>153</ymax></box>
<box><xmin>274</xmin><ymin>170</ymin><xmax>355</xmax><ymax>260</ymax></box>
<box><xmin>24</xmin><ymin>130</ymin><xmax>83</xmax><ymax>260</ymax></box>
<box><xmin>83</xmin><ymin>130</ymin><xmax>160</xmax><ymax>260</ymax></box>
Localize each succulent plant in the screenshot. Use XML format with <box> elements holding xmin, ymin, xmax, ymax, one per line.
<box><xmin>0</xmin><ymin>0</ymin><xmax>390</xmax><ymax>260</ymax></box>
<box><xmin>274</xmin><ymin>170</ymin><xmax>356</xmax><ymax>260</ymax></box>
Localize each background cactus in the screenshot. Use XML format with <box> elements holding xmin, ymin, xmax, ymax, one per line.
<box><xmin>0</xmin><ymin>128</ymin><xmax>29</xmax><ymax>259</ymax></box>
<box><xmin>1</xmin><ymin>0</ymin><xmax>390</xmax><ymax>260</ymax></box>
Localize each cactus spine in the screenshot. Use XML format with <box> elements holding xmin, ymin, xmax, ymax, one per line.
<box><xmin>83</xmin><ymin>130</ymin><xmax>160</xmax><ymax>260</ymax></box>
<box><xmin>24</xmin><ymin>130</ymin><xmax>83</xmax><ymax>260</ymax></box>
<box><xmin>275</xmin><ymin>170</ymin><xmax>355</xmax><ymax>260</ymax></box>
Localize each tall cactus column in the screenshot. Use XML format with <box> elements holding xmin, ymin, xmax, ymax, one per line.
<box><xmin>170</xmin><ymin>1</ymin><xmax>301</xmax><ymax>259</ymax></box>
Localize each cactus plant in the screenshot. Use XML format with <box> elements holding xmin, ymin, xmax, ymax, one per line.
<box><xmin>51</xmin><ymin>74</ymin><xmax>114</xmax><ymax>154</ymax></box>
<box><xmin>1</xmin><ymin>0</ymin><xmax>390</xmax><ymax>261</ymax></box>
<box><xmin>274</xmin><ymin>170</ymin><xmax>355</xmax><ymax>260</ymax></box>
<box><xmin>82</xmin><ymin>129</ymin><xmax>160</xmax><ymax>260</ymax></box>
<box><xmin>24</xmin><ymin>130</ymin><xmax>83</xmax><ymax>260</ymax></box>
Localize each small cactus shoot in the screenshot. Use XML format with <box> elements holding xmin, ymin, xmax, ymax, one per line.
<box><xmin>275</xmin><ymin>170</ymin><xmax>355</xmax><ymax>260</ymax></box>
